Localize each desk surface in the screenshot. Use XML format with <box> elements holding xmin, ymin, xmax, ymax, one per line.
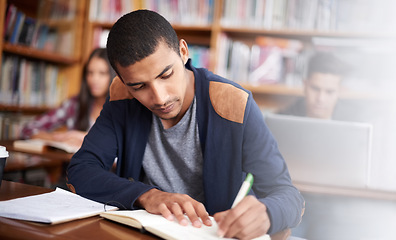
<box><xmin>0</xmin><ymin>181</ymin><xmax>290</xmax><ymax>240</ymax></box>
<box><xmin>0</xmin><ymin>180</ymin><xmax>159</xmax><ymax>240</ymax></box>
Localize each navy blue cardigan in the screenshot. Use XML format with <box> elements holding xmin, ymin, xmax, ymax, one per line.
<box><xmin>67</xmin><ymin>61</ymin><xmax>304</xmax><ymax>234</ymax></box>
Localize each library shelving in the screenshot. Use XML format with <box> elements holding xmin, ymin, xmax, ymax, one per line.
<box><xmin>1</xmin><ymin>0</ymin><xmax>86</xmax><ymax>139</ymax></box>
<box><xmin>83</xmin><ymin>0</ymin><xmax>215</xmax><ymax>68</ymax></box>
<box><xmin>1</xmin><ymin>0</ymin><xmax>86</xmax><ymax>107</ymax></box>
<box><xmin>2</xmin><ymin>0</ymin><xmax>396</xmax><ymax>139</ymax></box>
<box><xmin>78</xmin><ymin>0</ymin><xmax>396</xmax><ymax>114</ymax></box>
<box><xmin>215</xmin><ymin>0</ymin><xmax>396</xmax><ymax>110</ymax></box>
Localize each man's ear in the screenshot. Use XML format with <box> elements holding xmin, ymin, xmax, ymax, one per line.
<box><xmin>179</xmin><ymin>39</ymin><xmax>189</xmax><ymax>65</ymax></box>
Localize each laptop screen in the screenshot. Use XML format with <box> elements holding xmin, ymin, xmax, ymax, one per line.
<box><xmin>265</xmin><ymin>113</ymin><xmax>373</xmax><ymax>189</ymax></box>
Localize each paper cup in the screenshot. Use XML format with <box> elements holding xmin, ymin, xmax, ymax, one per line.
<box><xmin>0</xmin><ymin>146</ymin><xmax>9</xmax><ymax>187</ymax></box>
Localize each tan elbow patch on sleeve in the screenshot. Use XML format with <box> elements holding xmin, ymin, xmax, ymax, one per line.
<box><xmin>209</xmin><ymin>82</ymin><xmax>248</xmax><ymax>124</ymax></box>
<box><xmin>109</xmin><ymin>76</ymin><xmax>134</xmax><ymax>101</ymax></box>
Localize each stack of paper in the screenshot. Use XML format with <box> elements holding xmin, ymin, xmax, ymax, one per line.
<box><xmin>0</xmin><ymin>188</ymin><xmax>117</xmax><ymax>224</ymax></box>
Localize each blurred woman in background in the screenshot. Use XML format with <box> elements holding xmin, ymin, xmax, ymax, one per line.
<box><xmin>21</xmin><ymin>48</ymin><xmax>116</xmax><ymax>148</ymax></box>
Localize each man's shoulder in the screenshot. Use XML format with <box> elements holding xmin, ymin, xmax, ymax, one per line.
<box><xmin>109</xmin><ymin>76</ymin><xmax>134</xmax><ymax>102</ymax></box>
<box><xmin>207</xmin><ymin>78</ymin><xmax>250</xmax><ymax>124</ymax></box>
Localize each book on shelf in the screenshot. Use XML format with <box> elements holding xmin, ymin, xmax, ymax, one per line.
<box><xmin>18</xmin><ymin>16</ymin><xmax>37</xmax><ymax>46</ymax></box>
<box><xmin>249</xmin><ymin>45</ymin><xmax>283</xmax><ymax>85</ymax></box>
<box><xmin>43</xmin><ymin>28</ymin><xmax>59</xmax><ymax>52</ymax></box>
<box><xmin>9</xmin><ymin>11</ymin><xmax>25</xmax><ymax>44</ymax></box>
<box><xmin>143</xmin><ymin>0</ymin><xmax>214</xmax><ymax>26</ymax></box>
<box><xmin>92</xmin><ymin>27</ymin><xmax>110</xmax><ymax>49</ymax></box>
<box><xmin>3</xmin><ymin>2</ymin><xmax>77</xmax><ymax>54</ymax></box>
<box><xmin>0</xmin><ymin>55</ymin><xmax>14</xmax><ymax>105</ymax></box>
<box><xmin>188</xmin><ymin>44</ymin><xmax>210</xmax><ymax>69</ymax></box>
<box><xmin>220</xmin><ymin>0</ymin><xmax>396</xmax><ymax>33</ymax></box>
<box><xmin>1</xmin><ymin>54</ymin><xmax>63</xmax><ymax>107</ymax></box>
<box><xmin>250</xmin><ymin>36</ymin><xmax>304</xmax><ymax>86</ymax></box>
<box><xmin>89</xmin><ymin>0</ymin><xmax>133</xmax><ymax>22</ymax></box>
<box><xmin>37</xmin><ymin>0</ymin><xmax>77</xmax><ymax>21</ymax></box>
<box><xmin>13</xmin><ymin>139</ymin><xmax>80</xmax><ymax>154</ymax></box>
<box><xmin>0</xmin><ymin>187</ymin><xmax>118</xmax><ymax>224</ymax></box>
<box><xmin>56</xmin><ymin>30</ymin><xmax>74</xmax><ymax>56</ymax></box>
<box><xmin>0</xmin><ymin>113</ymin><xmax>34</xmax><ymax>141</ymax></box>
<box><xmin>3</xmin><ymin>3</ymin><xmax>18</xmax><ymax>41</ymax></box>
<box><xmin>216</xmin><ymin>34</ymin><xmax>304</xmax><ymax>86</ymax></box>
<box><xmin>100</xmin><ymin>210</ymin><xmax>270</xmax><ymax>240</ymax></box>
<box><xmin>255</xmin><ymin>36</ymin><xmax>303</xmax><ymax>51</ymax></box>
<box><xmin>35</xmin><ymin>24</ymin><xmax>50</xmax><ymax>49</ymax></box>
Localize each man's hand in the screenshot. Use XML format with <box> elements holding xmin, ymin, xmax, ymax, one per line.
<box><xmin>214</xmin><ymin>195</ymin><xmax>270</xmax><ymax>240</ymax></box>
<box><xmin>136</xmin><ymin>188</ymin><xmax>212</xmax><ymax>228</ymax></box>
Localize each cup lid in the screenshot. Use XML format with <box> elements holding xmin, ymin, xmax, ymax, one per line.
<box><xmin>0</xmin><ymin>146</ymin><xmax>8</xmax><ymax>158</ymax></box>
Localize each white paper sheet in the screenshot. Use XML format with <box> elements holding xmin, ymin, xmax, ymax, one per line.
<box><xmin>0</xmin><ymin>187</ymin><xmax>117</xmax><ymax>224</ymax></box>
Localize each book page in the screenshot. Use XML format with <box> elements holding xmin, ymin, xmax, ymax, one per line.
<box><xmin>43</xmin><ymin>139</ymin><xmax>79</xmax><ymax>153</ymax></box>
<box><xmin>0</xmin><ymin>188</ymin><xmax>117</xmax><ymax>224</ymax></box>
<box><xmin>13</xmin><ymin>139</ymin><xmax>79</xmax><ymax>153</ymax></box>
<box><xmin>101</xmin><ymin>210</ymin><xmax>270</xmax><ymax>240</ymax></box>
<box><xmin>13</xmin><ymin>139</ymin><xmax>45</xmax><ymax>153</ymax></box>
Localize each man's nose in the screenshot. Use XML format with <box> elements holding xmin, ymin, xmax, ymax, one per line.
<box><xmin>317</xmin><ymin>91</ymin><xmax>327</xmax><ymax>102</ymax></box>
<box><xmin>150</xmin><ymin>82</ymin><xmax>168</xmax><ymax>105</ymax></box>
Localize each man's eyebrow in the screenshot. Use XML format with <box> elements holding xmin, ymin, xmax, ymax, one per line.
<box><xmin>155</xmin><ymin>64</ymin><xmax>173</xmax><ymax>79</ymax></box>
<box><xmin>124</xmin><ymin>64</ymin><xmax>174</xmax><ymax>87</ymax></box>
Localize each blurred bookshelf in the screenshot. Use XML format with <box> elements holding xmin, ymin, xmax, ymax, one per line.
<box><xmin>1</xmin><ymin>0</ymin><xmax>85</xmax><ymax>140</ymax></box>
<box><xmin>2</xmin><ymin>0</ymin><xmax>396</xmax><ymax>140</ymax></box>
<box><xmin>215</xmin><ymin>0</ymin><xmax>396</xmax><ymax>108</ymax></box>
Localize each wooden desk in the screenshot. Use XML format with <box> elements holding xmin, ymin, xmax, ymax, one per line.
<box><xmin>0</xmin><ymin>181</ymin><xmax>290</xmax><ymax>240</ymax></box>
<box><xmin>0</xmin><ymin>140</ymin><xmax>73</xmax><ymax>184</ymax></box>
<box><xmin>0</xmin><ymin>181</ymin><xmax>158</xmax><ymax>240</ymax></box>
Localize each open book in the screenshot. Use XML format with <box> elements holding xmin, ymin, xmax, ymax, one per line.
<box><xmin>13</xmin><ymin>139</ymin><xmax>79</xmax><ymax>153</ymax></box>
<box><xmin>0</xmin><ymin>188</ymin><xmax>117</xmax><ymax>224</ymax></box>
<box><xmin>100</xmin><ymin>210</ymin><xmax>271</xmax><ymax>240</ymax></box>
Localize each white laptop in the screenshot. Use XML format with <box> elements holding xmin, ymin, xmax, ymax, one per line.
<box><xmin>265</xmin><ymin>113</ymin><xmax>373</xmax><ymax>189</ymax></box>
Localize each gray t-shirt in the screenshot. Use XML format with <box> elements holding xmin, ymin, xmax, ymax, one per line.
<box><xmin>142</xmin><ymin>97</ymin><xmax>205</xmax><ymax>203</ymax></box>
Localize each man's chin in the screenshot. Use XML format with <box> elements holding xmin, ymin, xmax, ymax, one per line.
<box><xmin>153</xmin><ymin>111</ymin><xmax>178</xmax><ymax>121</ymax></box>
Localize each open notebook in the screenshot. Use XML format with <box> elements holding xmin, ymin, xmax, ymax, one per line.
<box><xmin>100</xmin><ymin>210</ymin><xmax>271</xmax><ymax>240</ymax></box>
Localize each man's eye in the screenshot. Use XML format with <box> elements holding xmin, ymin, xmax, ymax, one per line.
<box><xmin>131</xmin><ymin>84</ymin><xmax>144</xmax><ymax>91</ymax></box>
<box><xmin>161</xmin><ymin>70</ymin><xmax>174</xmax><ymax>79</ymax></box>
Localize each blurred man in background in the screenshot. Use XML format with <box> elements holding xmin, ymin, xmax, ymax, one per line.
<box><xmin>280</xmin><ymin>52</ymin><xmax>346</xmax><ymax>119</ymax></box>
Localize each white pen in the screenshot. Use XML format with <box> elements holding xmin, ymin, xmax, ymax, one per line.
<box><xmin>231</xmin><ymin>173</ymin><xmax>254</xmax><ymax>208</ymax></box>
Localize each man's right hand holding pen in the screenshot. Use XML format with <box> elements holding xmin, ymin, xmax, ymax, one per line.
<box><xmin>136</xmin><ymin>173</ymin><xmax>270</xmax><ymax>240</ymax></box>
<box><xmin>214</xmin><ymin>195</ymin><xmax>271</xmax><ymax>239</ymax></box>
<box><xmin>214</xmin><ymin>173</ymin><xmax>271</xmax><ymax>239</ymax></box>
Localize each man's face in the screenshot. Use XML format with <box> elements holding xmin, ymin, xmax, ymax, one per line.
<box><xmin>116</xmin><ymin>40</ymin><xmax>192</xmax><ymax>127</ymax></box>
<box><xmin>304</xmin><ymin>73</ymin><xmax>341</xmax><ymax>119</ymax></box>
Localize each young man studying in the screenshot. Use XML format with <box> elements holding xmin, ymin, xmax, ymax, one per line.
<box><xmin>67</xmin><ymin>10</ymin><xmax>304</xmax><ymax>239</ymax></box>
<box><xmin>279</xmin><ymin>52</ymin><xmax>346</xmax><ymax>120</ymax></box>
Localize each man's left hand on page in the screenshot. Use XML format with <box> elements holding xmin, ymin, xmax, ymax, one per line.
<box><xmin>136</xmin><ymin>188</ymin><xmax>212</xmax><ymax>228</ymax></box>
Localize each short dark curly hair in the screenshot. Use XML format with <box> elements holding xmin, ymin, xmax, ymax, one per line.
<box><xmin>307</xmin><ymin>52</ymin><xmax>347</xmax><ymax>79</ymax></box>
<box><xmin>106</xmin><ymin>9</ymin><xmax>180</xmax><ymax>73</ymax></box>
